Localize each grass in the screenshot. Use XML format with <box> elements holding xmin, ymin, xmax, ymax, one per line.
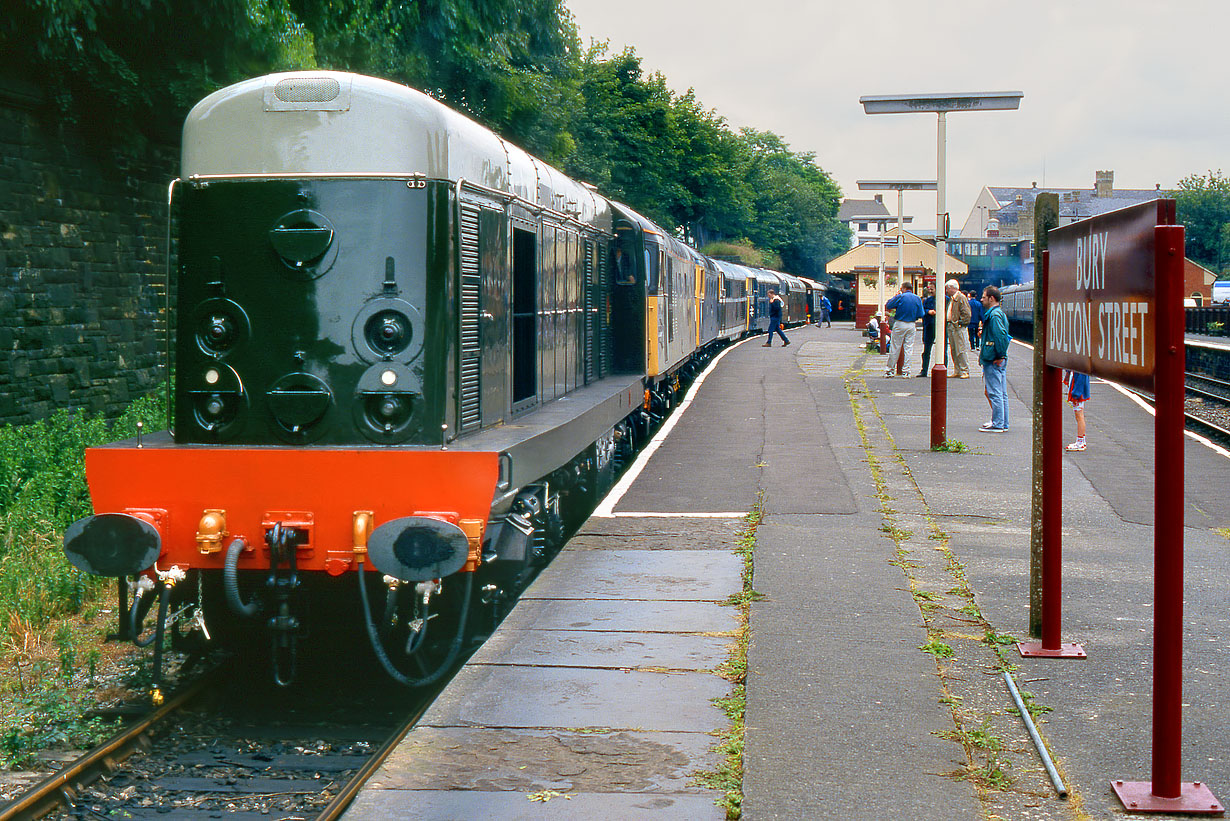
<box><xmin>0</xmin><ymin>387</ymin><xmax>167</xmax><ymax>765</ymax></box>
<box><xmin>919</xmin><ymin>639</ymin><xmax>956</xmax><ymax>659</ymax></box>
<box><xmin>0</xmin><ymin>388</ymin><xmax>165</xmax><ymax>644</ymax></box>
<box><xmin>932</xmin><ymin>438</ymin><xmax>969</xmax><ymax>453</ymax></box>
<box><xmin>694</xmin><ymin>494</ymin><xmax>763</xmax><ymax>819</ymax></box>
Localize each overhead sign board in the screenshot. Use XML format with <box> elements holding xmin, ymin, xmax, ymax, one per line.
<box><xmin>859</xmin><ymin>92</ymin><xmax>1023</xmax><ymax>114</ymax></box>
<box><xmin>1045</xmin><ymin>199</ymin><xmax>1175</xmax><ymax>390</ymax></box>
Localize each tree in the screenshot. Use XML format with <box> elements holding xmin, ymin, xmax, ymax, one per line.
<box><xmin>0</xmin><ymin>0</ymin><xmax>312</xmax><ymax>150</ymax></box>
<box><xmin>738</xmin><ymin>129</ymin><xmax>848</xmax><ymax>278</ymax></box>
<box><xmin>1171</xmin><ymin>170</ymin><xmax>1230</xmax><ymax>274</ymax></box>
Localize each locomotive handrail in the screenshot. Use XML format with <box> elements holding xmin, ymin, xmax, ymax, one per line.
<box><xmin>165</xmin><ymin>178</ymin><xmax>179</xmax><ymax>436</ymax></box>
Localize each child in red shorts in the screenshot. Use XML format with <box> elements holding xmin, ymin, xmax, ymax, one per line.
<box><xmin>1063</xmin><ymin>370</ymin><xmax>1091</xmax><ymax>451</ymax></box>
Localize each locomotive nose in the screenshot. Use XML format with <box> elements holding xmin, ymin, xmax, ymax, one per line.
<box><xmin>63</xmin><ymin>513</ymin><xmax>162</xmax><ymax>577</ymax></box>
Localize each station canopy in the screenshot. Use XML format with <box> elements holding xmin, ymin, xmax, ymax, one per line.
<box><xmin>826</xmin><ymin>227</ymin><xmax>968</xmax><ymax>278</ymax></box>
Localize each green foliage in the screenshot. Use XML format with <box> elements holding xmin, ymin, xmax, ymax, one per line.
<box><xmin>0</xmin><ymin>1</ymin><xmax>315</xmax><ymax>150</ymax></box>
<box><xmin>0</xmin><ymin>663</ymin><xmax>121</xmax><ymax>768</ymax></box>
<box><xmin>701</xmin><ymin>242</ymin><xmax>781</xmax><ymax>270</ymax></box>
<box><xmin>566</xmin><ymin>45</ymin><xmax>847</xmax><ymax>277</ymax></box>
<box><xmin>0</xmin><ymin>386</ymin><xmax>167</xmax><ymax>529</ymax></box>
<box><xmin>920</xmin><ymin>639</ymin><xmax>955</xmax><ymax>659</ymax></box>
<box><xmin>2</xmin><ymin>2</ymin><xmax>848</xmax><ymax>278</ymax></box>
<box><xmin>0</xmin><ymin>387</ymin><xmax>167</xmax><ymax>643</ymax></box>
<box><xmin>1171</xmin><ymin>170</ymin><xmax>1230</xmax><ymax>274</ymax></box>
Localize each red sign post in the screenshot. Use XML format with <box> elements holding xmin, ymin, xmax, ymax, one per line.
<box><xmin>1036</xmin><ymin>199</ymin><xmax>1222</xmax><ymax>814</ymax></box>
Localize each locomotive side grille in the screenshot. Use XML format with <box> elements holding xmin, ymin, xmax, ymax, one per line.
<box><xmin>274</xmin><ymin>78</ymin><xmax>341</xmax><ymax>103</ymax></box>
<box><xmin>459</xmin><ymin>205</ymin><xmax>482</xmax><ymax>432</ymax></box>
<box><xmin>584</xmin><ymin>240</ymin><xmax>596</xmax><ymax>384</ymax></box>
<box><xmin>599</xmin><ymin>251</ymin><xmax>613</xmax><ymax>377</ymax></box>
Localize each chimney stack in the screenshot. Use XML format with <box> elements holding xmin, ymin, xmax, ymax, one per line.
<box><xmin>1096</xmin><ymin>170</ymin><xmax>1114</xmax><ymax>198</ymax></box>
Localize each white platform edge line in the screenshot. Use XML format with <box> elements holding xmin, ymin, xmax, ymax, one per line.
<box><xmin>1013</xmin><ymin>339</ymin><xmax>1230</xmax><ymax>459</ymax></box>
<box><xmin>598</xmin><ymin>512</ymin><xmax>746</xmax><ymax>519</ymax></box>
<box><xmin>592</xmin><ymin>338</ymin><xmax>756</xmax><ymax>518</ymax></box>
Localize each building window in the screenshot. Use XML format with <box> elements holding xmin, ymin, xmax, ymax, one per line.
<box><xmin>858</xmin><ymin>222</ymin><xmax>867</xmax><ymax>232</ymax></box>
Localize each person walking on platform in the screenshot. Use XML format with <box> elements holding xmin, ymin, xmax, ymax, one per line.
<box><xmin>945</xmin><ymin>280</ymin><xmax>972</xmax><ymax>378</ymax></box>
<box><xmin>1063</xmin><ymin>369</ymin><xmax>1091</xmax><ymax>451</ymax></box>
<box><xmin>967</xmin><ymin>290</ymin><xmax>983</xmax><ymax>351</ymax></box>
<box><xmin>978</xmin><ymin>285</ymin><xmax>1010</xmax><ymax>432</ymax></box>
<box><xmin>917</xmin><ymin>286</ymin><xmax>937</xmax><ymax>376</ymax></box>
<box><xmin>764</xmin><ymin>288</ymin><xmax>790</xmax><ymax>347</ymax></box>
<box><xmin>818</xmin><ymin>294</ymin><xmax>832</xmax><ymax>327</ymax></box>
<box><xmin>884</xmin><ymin>282</ymin><xmax>923</xmax><ymax>378</ymax></box>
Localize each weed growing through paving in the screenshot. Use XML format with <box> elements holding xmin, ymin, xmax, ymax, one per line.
<box><xmin>920</xmin><ymin>638</ymin><xmax>956</xmax><ymax>659</ymax></box>
<box><xmin>694</xmin><ymin>493</ymin><xmax>763</xmax><ymax>820</ymax></box>
<box><xmin>843</xmin><ymin>358</ymin><xmax>1072</xmax><ymax>810</ymax></box>
<box><xmin>932</xmin><ymin>438</ymin><xmax>970</xmax><ymax>453</ymax></box>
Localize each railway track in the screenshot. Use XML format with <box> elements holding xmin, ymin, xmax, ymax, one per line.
<box><xmin>1123</xmin><ymin>370</ymin><xmax>1230</xmax><ymax>446</ymax></box>
<box><xmin>0</xmin><ymin>659</ymin><xmax>440</xmax><ymax>821</ymax></box>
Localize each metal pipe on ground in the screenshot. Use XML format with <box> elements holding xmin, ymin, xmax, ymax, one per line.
<box><xmin>1002</xmin><ymin>670</ymin><xmax>1068</xmax><ymax>799</ymax></box>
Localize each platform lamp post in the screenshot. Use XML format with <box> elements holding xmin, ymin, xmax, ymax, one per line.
<box><xmin>849</xmin><ymin>215</ymin><xmax>902</xmax><ymax>357</ymax></box>
<box><xmin>857</xmin><ymin>181</ymin><xmax>937</xmax><ymax>358</ymax></box>
<box><xmin>859</xmin><ymin>92</ymin><xmax>1022</xmax><ymax>447</ymax></box>
<box><xmin>849</xmin><ymin>215</ymin><xmax>907</xmax><ymax>316</ymax></box>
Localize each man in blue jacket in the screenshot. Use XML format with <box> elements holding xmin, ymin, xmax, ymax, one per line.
<box><xmin>978</xmin><ymin>285</ymin><xmax>1011</xmax><ymax>432</ymax></box>
<box><xmin>884</xmin><ymin>282</ymin><xmax>924</xmax><ymax>378</ymax></box>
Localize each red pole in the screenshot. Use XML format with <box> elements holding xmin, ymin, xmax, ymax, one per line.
<box><xmin>1041</xmin><ymin>359</ymin><xmax>1063</xmax><ymax>649</ymax></box>
<box><xmin>1151</xmin><ymin>224</ymin><xmax>1186</xmax><ymax>798</ymax></box>
<box><xmin>1019</xmin><ymin>252</ymin><xmax>1084</xmax><ymax>660</ymax></box>
<box><xmin>1112</xmin><ymin>220</ymin><xmax>1220</xmax><ymax>814</ymax></box>
<box><xmin>1040</xmin><ymin>251</ymin><xmax>1062</xmax><ymax>649</ymax></box>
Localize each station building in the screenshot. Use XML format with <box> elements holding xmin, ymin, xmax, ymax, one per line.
<box><xmin>824</xmin><ymin>227</ymin><xmax>967</xmax><ymax>328</ymax></box>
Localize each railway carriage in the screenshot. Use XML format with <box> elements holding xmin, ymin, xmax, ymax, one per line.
<box><xmin>60</xmin><ymin>70</ymin><xmax>815</xmax><ymax>691</ymax></box>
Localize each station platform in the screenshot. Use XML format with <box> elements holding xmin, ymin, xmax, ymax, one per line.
<box><xmin>345</xmin><ymin>323</ymin><xmax>1230</xmax><ymax>820</ymax></box>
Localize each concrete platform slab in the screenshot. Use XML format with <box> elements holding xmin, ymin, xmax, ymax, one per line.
<box><xmin>420</xmin><ymin>666</ymin><xmax>730</xmax><ymax>732</ymax></box>
<box><xmin>521</xmin><ymin>549</ymin><xmax>741</xmax><ymax>601</ymax></box>
<box><xmin>345</xmin><ymin>789</ymin><xmax>724</xmax><ymax>820</ymax></box>
<box><xmin>466</xmin><ymin>628</ymin><xmax>730</xmax><ymax>671</ymax></box>
<box><xmin>366</xmin><ymin>727</ymin><xmax>720</xmax><ymax>793</ymax></box>
<box><xmin>496</xmin><ymin>598</ymin><xmax>738</xmax><ymax>634</ymax></box>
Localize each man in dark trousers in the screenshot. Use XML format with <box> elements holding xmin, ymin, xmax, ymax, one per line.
<box><xmin>967</xmin><ymin>289</ymin><xmax>983</xmax><ymax>351</ymax></box>
<box><xmin>917</xmin><ymin>285</ymin><xmax>937</xmax><ymax>376</ymax></box>
<box><xmin>884</xmin><ymin>282</ymin><xmax>923</xmax><ymax>377</ymax></box>
<box><xmin>764</xmin><ymin>288</ymin><xmax>790</xmax><ymax>347</ymax></box>
<box><xmin>818</xmin><ymin>294</ymin><xmax>832</xmax><ymax>327</ymax></box>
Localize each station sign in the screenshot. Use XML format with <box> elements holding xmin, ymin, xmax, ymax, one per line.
<box><xmin>1045</xmin><ymin>199</ymin><xmax>1176</xmax><ymax>390</ymax></box>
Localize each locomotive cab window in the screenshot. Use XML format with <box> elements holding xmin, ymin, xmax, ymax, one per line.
<box><xmin>512</xmin><ymin>227</ymin><xmax>537</xmax><ymax>405</ymax></box>
<box><xmin>611</xmin><ymin>242</ymin><xmax>636</xmax><ymax>286</ymax></box>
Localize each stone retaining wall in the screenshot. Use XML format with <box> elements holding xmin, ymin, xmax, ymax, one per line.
<box><xmin>0</xmin><ymin>85</ymin><xmax>174</xmax><ymax>425</ymax></box>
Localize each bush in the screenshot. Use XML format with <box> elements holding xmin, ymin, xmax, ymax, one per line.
<box><xmin>0</xmin><ymin>387</ymin><xmax>168</xmax><ymax>645</ymax></box>
<box><xmin>0</xmin><ymin>388</ymin><xmax>167</xmax><ymax>530</ymax></box>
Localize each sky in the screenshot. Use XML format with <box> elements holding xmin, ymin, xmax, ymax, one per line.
<box><xmin>564</xmin><ymin>0</ymin><xmax>1228</xmax><ymax>233</ymax></box>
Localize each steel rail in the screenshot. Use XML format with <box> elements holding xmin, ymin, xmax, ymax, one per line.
<box><xmin>313</xmin><ymin>683</ymin><xmax>443</xmax><ymax>821</ymax></box>
<box><xmin>0</xmin><ymin>672</ymin><xmax>216</xmax><ymax>820</ymax></box>
<box><xmin>1124</xmin><ymin>381</ymin><xmax>1230</xmax><ymax>445</ymax></box>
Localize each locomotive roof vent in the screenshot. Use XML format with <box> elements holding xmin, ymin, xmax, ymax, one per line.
<box><xmin>264</xmin><ymin>76</ymin><xmax>351</xmax><ymax>112</ymax></box>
